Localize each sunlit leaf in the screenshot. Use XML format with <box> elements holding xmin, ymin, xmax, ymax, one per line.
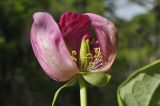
<box><xmin>117</xmin><ymin>60</ymin><xmax>160</xmax><ymax>106</ymax></box>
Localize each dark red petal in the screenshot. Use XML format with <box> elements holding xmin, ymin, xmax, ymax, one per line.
<box><xmin>58</xmin><ymin>12</ymin><xmax>91</xmax><ymax>53</ymax></box>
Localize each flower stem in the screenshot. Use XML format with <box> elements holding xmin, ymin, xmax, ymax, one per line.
<box><xmin>79</xmin><ymin>77</ymin><xmax>87</xmax><ymax>106</ymax></box>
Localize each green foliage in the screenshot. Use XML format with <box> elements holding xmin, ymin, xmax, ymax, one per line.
<box><xmin>85</xmin><ymin>0</ymin><xmax>105</xmax><ymax>15</ymax></box>
<box><xmin>118</xmin><ymin>12</ymin><xmax>157</xmax><ymax>65</ymax></box>
<box><xmin>117</xmin><ymin>60</ymin><xmax>160</xmax><ymax>106</ymax></box>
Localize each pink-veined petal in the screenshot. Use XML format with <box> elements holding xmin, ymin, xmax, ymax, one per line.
<box><xmin>85</xmin><ymin>13</ymin><xmax>118</xmax><ymax>71</ymax></box>
<box><xmin>31</xmin><ymin>12</ymin><xmax>79</xmax><ymax>81</ymax></box>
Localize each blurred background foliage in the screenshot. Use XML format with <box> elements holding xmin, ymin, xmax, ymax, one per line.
<box><xmin>0</xmin><ymin>0</ymin><xmax>159</xmax><ymax>106</ymax></box>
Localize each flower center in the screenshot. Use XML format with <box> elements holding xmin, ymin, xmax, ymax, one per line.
<box><xmin>71</xmin><ymin>47</ymin><xmax>103</xmax><ymax>71</ymax></box>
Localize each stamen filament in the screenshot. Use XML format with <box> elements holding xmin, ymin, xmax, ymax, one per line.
<box><xmin>71</xmin><ymin>47</ymin><xmax>103</xmax><ymax>71</ymax></box>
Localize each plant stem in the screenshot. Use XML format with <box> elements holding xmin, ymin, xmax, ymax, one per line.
<box><xmin>79</xmin><ymin>77</ymin><xmax>87</xmax><ymax>106</ymax></box>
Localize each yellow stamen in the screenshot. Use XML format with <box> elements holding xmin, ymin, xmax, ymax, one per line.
<box><xmin>71</xmin><ymin>50</ymin><xmax>77</xmax><ymax>62</ymax></box>
<box><xmin>94</xmin><ymin>47</ymin><xmax>102</xmax><ymax>60</ymax></box>
<box><xmin>87</xmin><ymin>47</ymin><xmax>103</xmax><ymax>70</ymax></box>
<box><xmin>85</xmin><ymin>53</ymin><xmax>93</xmax><ymax>65</ymax></box>
<box><xmin>71</xmin><ymin>47</ymin><xmax>103</xmax><ymax>70</ymax></box>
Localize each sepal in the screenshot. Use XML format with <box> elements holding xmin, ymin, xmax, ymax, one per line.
<box><xmin>80</xmin><ymin>72</ymin><xmax>111</xmax><ymax>87</ymax></box>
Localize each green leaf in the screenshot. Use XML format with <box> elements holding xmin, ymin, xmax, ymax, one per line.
<box><xmin>117</xmin><ymin>60</ymin><xmax>160</xmax><ymax>106</ymax></box>
<box><xmin>81</xmin><ymin>72</ymin><xmax>111</xmax><ymax>87</ymax></box>
<box><xmin>52</xmin><ymin>76</ymin><xmax>78</xmax><ymax>106</ymax></box>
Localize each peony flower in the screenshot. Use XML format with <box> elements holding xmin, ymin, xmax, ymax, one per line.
<box><xmin>30</xmin><ymin>12</ymin><xmax>118</xmax><ymax>82</ymax></box>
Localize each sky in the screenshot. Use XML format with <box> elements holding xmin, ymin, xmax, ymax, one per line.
<box><xmin>114</xmin><ymin>0</ymin><xmax>153</xmax><ymax>20</ymax></box>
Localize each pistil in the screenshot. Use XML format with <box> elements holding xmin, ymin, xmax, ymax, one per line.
<box><xmin>71</xmin><ymin>35</ymin><xmax>103</xmax><ymax>71</ymax></box>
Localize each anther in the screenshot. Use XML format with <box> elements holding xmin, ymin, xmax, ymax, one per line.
<box><xmin>72</xmin><ymin>50</ymin><xmax>77</xmax><ymax>55</ymax></box>
<box><xmin>71</xmin><ymin>50</ymin><xmax>77</xmax><ymax>62</ymax></box>
<box><xmin>94</xmin><ymin>47</ymin><xmax>103</xmax><ymax>60</ymax></box>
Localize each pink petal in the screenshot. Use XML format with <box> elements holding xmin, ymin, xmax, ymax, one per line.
<box><xmin>85</xmin><ymin>13</ymin><xmax>118</xmax><ymax>71</ymax></box>
<box><xmin>31</xmin><ymin>12</ymin><xmax>79</xmax><ymax>81</ymax></box>
<box><xmin>58</xmin><ymin>12</ymin><xmax>91</xmax><ymax>54</ymax></box>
